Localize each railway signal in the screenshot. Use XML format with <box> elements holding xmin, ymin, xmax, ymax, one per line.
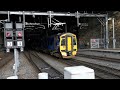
<box><xmin>4</xmin><ymin>22</ymin><xmax>25</xmax><ymax>52</ymax></box>
<box><xmin>15</xmin><ymin>23</ymin><xmax>25</xmax><ymax>52</ymax></box>
<box><xmin>4</xmin><ymin>22</ymin><xmax>13</xmax><ymax>52</ymax></box>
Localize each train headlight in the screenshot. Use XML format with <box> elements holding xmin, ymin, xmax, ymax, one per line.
<box><xmin>74</xmin><ymin>49</ymin><xmax>76</xmax><ymax>51</ymax></box>
<box><xmin>72</xmin><ymin>51</ymin><xmax>77</xmax><ymax>55</ymax></box>
<box><xmin>61</xmin><ymin>52</ymin><xmax>67</xmax><ymax>56</ymax></box>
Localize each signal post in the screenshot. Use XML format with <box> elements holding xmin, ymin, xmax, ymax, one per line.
<box><xmin>4</xmin><ymin>22</ymin><xmax>13</xmax><ymax>52</ymax></box>
<box><xmin>4</xmin><ymin>22</ymin><xmax>25</xmax><ymax>76</ymax></box>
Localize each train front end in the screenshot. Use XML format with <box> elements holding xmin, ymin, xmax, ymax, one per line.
<box><xmin>59</xmin><ymin>33</ymin><xmax>77</xmax><ymax>59</ymax></box>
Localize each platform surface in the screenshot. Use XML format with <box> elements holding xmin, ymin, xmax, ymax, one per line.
<box><xmin>78</xmin><ymin>48</ymin><xmax>120</xmax><ymax>53</ymax></box>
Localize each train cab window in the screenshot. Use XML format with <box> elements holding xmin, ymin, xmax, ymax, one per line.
<box><xmin>62</xmin><ymin>36</ymin><xmax>65</xmax><ymax>38</ymax></box>
<box><xmin>73</xmin><ymin>38</ymin><xmax>76</xmax><ymax>45</ymax></box>
<box><xmin>61</xmin><ymin>39</ymin><xmax>65</xmax><ymax>46</ymax></box>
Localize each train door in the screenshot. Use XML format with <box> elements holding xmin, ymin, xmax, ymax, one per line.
<box><xmin>60</xmin><ymin>36</ymin><xmax>66</xmax><ymax>51</ymax></box>
<box><xmin>66</xmin><ymin>35</ymin><xmax>73</xmax><ymax>56</ymax></box>
<box><xmin>66</xmin><ymin>36</ymin><xmax>72</xmax><ymax>51</ymax></box>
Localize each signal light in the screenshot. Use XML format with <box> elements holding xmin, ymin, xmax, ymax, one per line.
<box><xmin>18</xmin><ymin>32</ymin><xmax>22</xmax><ymax>37</ymax></box>
<box><xmin>92</xmin><ymin>39</ymin><xmax>96</xmax><ymax>42</ymax></box>
<box><xmin>6</xmin><ymin>32</ymin><xmax>11</xmax><ymax>37</ymax></box>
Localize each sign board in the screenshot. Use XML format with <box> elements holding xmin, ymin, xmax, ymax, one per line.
<box><xmin>5</xmin><ymin>23</ymin><xmax>13</xmax><ymax>29</ymax></box>
<box><xmin>90</xmin><ymin>39</ymin><xmax>99</xmax><ymax>49</ymax></box>
<box><xmin>7</xmin><ymin>41</ymin><xmax>13</xmax><ymax>47</ymax></box>
<box><xmin>79</xmin><ymin>23</ymin><xmax>88</xmax><ymax>26</ymax></box>
<box><xmin>16</xmin><ymin>23</ymin><xmax>23</xmax><ymax>29</ymax></box>
<box><xmin>17</xmin><ymin>41</ymin><xmax>23</xmax><ymax>47</ymax></box>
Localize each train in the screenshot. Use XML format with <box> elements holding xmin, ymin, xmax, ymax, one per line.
<box><xmin>39</xmin><ymin>32</ymin><xmax>77</xmax><ymax>59</ymax></box>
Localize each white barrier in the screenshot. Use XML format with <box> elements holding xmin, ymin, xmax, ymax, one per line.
<box><xmin>13</xmin><ymin>64</ymin><xmax>15</xmax><ymax>70</ymax></box>
<box><xmin>64</xmin><ymin>66</ymin><xmax>95</xmax><ymax>79</ymax></box>
<box><xmin>38</xmin><ymin>73</ymin><xmax>48</xmax><ymax>79</ymax></box>
<box><xmin>7</xmin><ymin>76</ymin><xmax>18</xmax><ymax>79</ymax></box>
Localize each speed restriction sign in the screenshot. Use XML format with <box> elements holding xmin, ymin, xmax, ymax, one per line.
<box><xmin>17</xmin><ymin>41</ymin><xmax>22</xmax><ymax>47</ymax></box>
<box><xmin>7</xmin><ymin>41</ymin><xmax>13</xmax><ymax>47</ymax></box>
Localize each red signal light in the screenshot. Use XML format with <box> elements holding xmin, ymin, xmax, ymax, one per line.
<box><xmin>6</xmin><ymin>32</ymin><xmax>11</xmax><ymax>37</ymax></box>
<box><xmin>92</xmin><ymin>39</ymin><xmax>96</xmax><ymax>42</ymax></box>
<box><xmin>18</xmin><ymin>32</ymin><xmax>22</xmax><ymax>37</ymax></box>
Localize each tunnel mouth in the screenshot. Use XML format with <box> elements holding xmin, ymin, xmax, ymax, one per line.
<box><xmin>0</xmin><ymin>11</ymin><xmax>110</xmax><ymax>52</ymax></box>
<box><xmin>24</xmin><ymin>16</ymin><xmax>78</xmax><ymax>51</ymax></box>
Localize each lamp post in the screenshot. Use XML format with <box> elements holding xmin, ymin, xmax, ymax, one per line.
<box><xmin>108</xmin><ymin>18</ymin><xmax>116</xmax><ymax>49</ymax></box>
<box><xmin>112</xmin><ymin>18</ymin><xmax>116</xmax><ymax>49</ymax></box>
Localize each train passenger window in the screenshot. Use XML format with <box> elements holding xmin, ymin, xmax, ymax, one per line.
<box><xmin>73</xmin><ymin>38</ymin><xmax>76</xmax><ymax>45</ymax></box>
<box><xmin>61</xmin><ymin>39</ymin><xmax>65</xmax><ymax>46</ymax></box>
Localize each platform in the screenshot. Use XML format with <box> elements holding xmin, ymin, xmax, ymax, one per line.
<box><xmin>78</xmin><ymin>48</ymin><xmax>120</xmax><ymax>53</ymax></box>
<box><xmin>78</xmin><ymin>48</ymin><xmax>120</xmax><ymax>59</ymax></box>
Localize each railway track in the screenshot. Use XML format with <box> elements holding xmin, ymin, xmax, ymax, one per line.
<box><xmin>53</xmin><ymin>59</ymin><xmax>104</xmax><ymax>79</ymax></box>
<box><xmin>35</xmin><ymin>51</ymin><xmax>120</xmax><ymax>79</ymax></box>
<box><xmin>24</xmin><ymin>51</ymin><xmax>64</xmax><ymax>79</ymax></box>
<box><xmin>35</xmin><ymin>52</ymin><xmax>104</xmax><ymax>79</ymax></box>
<box><xmin>0</xmin><ymin>53</ymin><xmax>13</xmax><ymax>68</ymax></box>
<box><xmin>77</xmin><ymin>53</ymin><xmax>120</xmax><ymax>63</ymax></box>
<box><xmin>24</xmin><ymin>51</ymin><xmax>41</xmax><ymax>73</ymax></box>
<box><xmin>68</xmin><ymin>58</ymin><xmax>120</xmax><ymax>79</ymax></box>
<box><xmin>41</xmin><ymin>53</ymin><xmax>120</xmax><ymax>79</ymax></box>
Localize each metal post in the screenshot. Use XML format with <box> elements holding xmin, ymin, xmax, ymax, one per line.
<box><xmin>8</xmin><ymin>11</ymin><xmax>10</xmax><ymax>21</ymax></box>
<box><xmin>76</xmin><ymin>11</ymin><xmax>80</xmax><ymax>27</ymax></box>
<box><xmin>76</xmin><ymin>11</ymin><xmax>80</xmax><ymax>48</ymax></box>
<box><xmin>105</xmin><ymin>15</ymin><xmax>109</xmax><ymax>49</ymax></box>
<box><xmin>47</xmin><ymin>17</ymin><xmax>49</xmax><ymax>28</ymax></box>
<box><xmin>23</xmin><ymin>11</ymin><xmax>25</xmax><ymax>28</ymax></box>
<box><xmin>48</xmin><ymin>11</ymin><xmax>52</xmax><ymax>27</ymax></box>
<box><xmin>77</xmin><ymin>17</ymin><xmax>79</xmax><ymax>27</ymax></box>
<box><xmin>65</xmin><ymin>24</ymin><xmax>67</xmax><ymax>33</ymax></box>
<box><xmin>104</xmin><ymin>25</ymin><xmax>106</xmax><ymax>49</ymax></box>
<box><xmin>16</xmin><ymin>48</ymin><xmax>20</xmax><ymax>67</ymax></box>
<box><xmin>112</xmin><ymin>18</ymin><xmax>116</xmax><ymax>49</ymax></box>
<box><xmin>14</xmin><ymin>48</ymin><xmax>18</xmax><ymax>76</ymax></box>
<box><xmin>50</xmin><ymin>12</ymin><xmax>52</xmax><ymax>27</ymax></box>
<box><xmin>19</xmin><ymin>16</ymin><xmax>21</xmax><ymax>22</ymax></box>
<box><xmin>101</xmin><ymin>24</ymin><xmax>103</xmax><ymax>41</ymax></box>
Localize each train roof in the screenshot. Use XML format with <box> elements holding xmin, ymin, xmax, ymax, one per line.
<box><xmin>57</xmin><ymin>32</ymin><xmax>76</xmax><ymax>36</ymax></box>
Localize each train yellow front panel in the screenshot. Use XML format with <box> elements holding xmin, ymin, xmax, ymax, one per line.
<box><xmin>67</xmin><ymin>37</ymin><xmax>72</xmax><ymax>51</ymax></box>
<box><xmin>61</xmin><ymin>46</ymin><xmax>66</xmax><ymax>50</ymax></box>
<box><xmin>60</xmin><ymin>38</ymin><xmax>66</xmax><ymax>51</ymax></box>
<box><xmin>72</xmin><ymin>36</ymin><xmax>77</xmax><ymax>56</ymax></box>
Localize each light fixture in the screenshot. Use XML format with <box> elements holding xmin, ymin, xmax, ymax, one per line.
<box><xmin>108</xmin><ymin>18</ymin><xmax>112</xmax><ymax>20</ymax></box>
